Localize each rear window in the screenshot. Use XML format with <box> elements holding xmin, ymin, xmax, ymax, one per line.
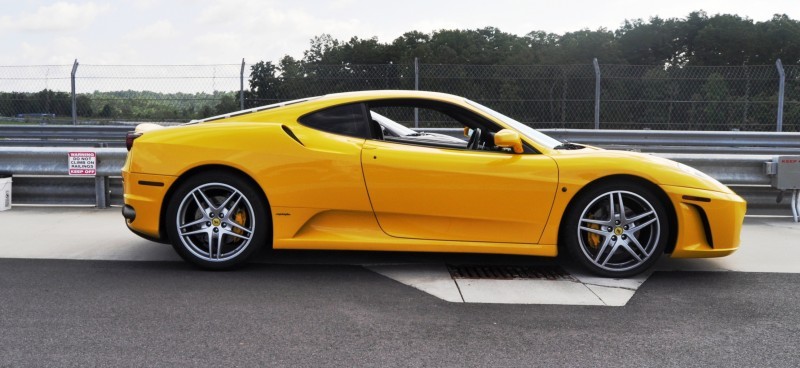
<box><xmin>299</xmin><ymin>103</ymin><xmax>368</xmax><ymax>138</ymax></box>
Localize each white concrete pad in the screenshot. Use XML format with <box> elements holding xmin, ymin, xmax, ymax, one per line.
<box><xmin>456</xmin><ymin>279</ymin><xmax>602</xmax><ymax>305</ymax></box>
<box><xmin>564</xmin><ymin>268</ymin><xmax>652</xmax><ymax>306</ymax></box>
<box><xmin>583</xmin><ymin>284</ymin><xmax>638</xmax><ymax>307</ymax></box>
<box><xmin>567</xmin><ymin>269</ymin><xmax>651</xmax><ymax>290</ymax></box>
<box><xmin>0</xmin><ymin>207</ymin><xmax>180</xmax><ymax>262</ymax></box>
<box><xmin>367</xmin><ymin>264</ymin><xmax>463</xmax><ymax>302</ymax></box>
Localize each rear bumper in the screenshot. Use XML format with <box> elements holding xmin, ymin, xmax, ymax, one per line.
<box><xmin>662</xmin><ymin>185</ymin><xmax>747</xmax><ymax>258</ymax></box>
<box><xmin>122</xmin><ymin>170</ymin><xmax>176</xmax><ymax>242</ymax></box>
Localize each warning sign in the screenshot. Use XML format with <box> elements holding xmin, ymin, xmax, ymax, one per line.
<box><xmin>68</xmin><ymin>151</ymin><xmax>97</xmax><ymax>176</ymax></box>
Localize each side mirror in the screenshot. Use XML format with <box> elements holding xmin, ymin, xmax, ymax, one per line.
<box><xmin>494</xmin><ymin>129</ymin><xmax>524</xmax><ymax>154</ymax></box>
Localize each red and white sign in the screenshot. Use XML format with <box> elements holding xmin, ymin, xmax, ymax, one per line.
<box><xmin>68</xmin><ymin>151</ymin><xmax>97</xmax><ymax>176</ymax></box>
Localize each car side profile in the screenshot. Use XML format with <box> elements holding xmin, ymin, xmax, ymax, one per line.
<box><xmin>121</xmin><ymin>90</ymin><xmax>746</xmax><ymax>278</ymax></box>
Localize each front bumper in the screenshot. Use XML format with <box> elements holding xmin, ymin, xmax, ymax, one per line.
<box><xmin>662</xmin><ymin>185</ymin><xmax>747</xmax><ymax>258</ymax></box>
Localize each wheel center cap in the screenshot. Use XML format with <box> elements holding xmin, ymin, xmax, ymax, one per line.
<box><xmin>614</xmin><ymin>227</ymin><xmax>624</xmax><ymax>235</ymax></box>
<box><xmin>211</xmin><ymin>218</ymin><xmax>221</xmax><ymax>227</ymax></box>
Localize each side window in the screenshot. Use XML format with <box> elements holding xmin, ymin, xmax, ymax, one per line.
<box><xmin>299</xmin><ymin>103</ymin><xmax>368</xmax><ymax>138</ymax></box>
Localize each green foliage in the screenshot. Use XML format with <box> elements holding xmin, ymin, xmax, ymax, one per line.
<box><xmin>0</xmin><ymin>89</ymin><xmax>239</xmax><ymax>122</ymax></box>
<box><xmin>2</xmin><ymin>11</ymin><xmax>798</xmax><ymax>130</ymax></box>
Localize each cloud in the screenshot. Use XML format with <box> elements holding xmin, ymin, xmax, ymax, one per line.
<box><xmin>191</xmin><ymin>0</ymin><xmax>366</xmax><ymax>62</ymax></box>
<box><xmin>125</xmin><ymin>20</ymin><xmax>178</xmax><ymax>41</ymax></box>
<box><xmin>326</xmin><ymin>0</ymin><xmax>358</xmax><ymax>10</ymax></box>
<box><xmin>0</xmin><ymin>2</ymin><xmax>109</xmax><ymax>32</ymax></box>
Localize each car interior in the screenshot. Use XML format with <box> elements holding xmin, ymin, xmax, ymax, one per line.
<box><xmin>366</xmin><ymin>99</ymin><xmax>507</xmax><ymax>152</ymax></box>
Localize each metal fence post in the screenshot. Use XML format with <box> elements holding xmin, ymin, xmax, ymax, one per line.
<box><xmin>414</xmin><ymin>57</ymin><xmax>419</xmax><ymax>128</ymax></box>
<box><xmin>561</xmin><ymin>66</ymin><xmax>567</xmax><ymax>127</ymax></box>
<box><xmin>240</xmin><ymin>58</ymin><xmax>246</xmax><ymax>110</ymax></box>
<box><xmin>70</xmin><ymin>59</ymin><xmax>79</xmax><ymax>125</ymax></box>
<box><xmin>593</xmin><ymin>58</ymin><xmax>601</xmax><ymax>130</ymax></box>
<box><xmin>776</xmin><ymin>58</ymin><xmax>785</xmax><ymax>132</ymax></box>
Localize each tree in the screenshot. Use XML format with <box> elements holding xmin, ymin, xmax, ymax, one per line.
<box><xmin>692</xmin><ymin>14</ymin><xmax>756</xmax><ymax>66</ymax></box>
<box><xmin>246</xmin><ymin>61</ymin><xmax>281</xmax><ymax>107</ymax></box>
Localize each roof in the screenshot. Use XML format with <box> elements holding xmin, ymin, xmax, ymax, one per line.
<box><xmin>189</xmin><ymin>90</ymin><xmax>464</xmax><ymax>124</ymax></box>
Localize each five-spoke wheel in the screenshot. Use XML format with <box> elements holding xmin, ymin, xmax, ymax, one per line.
<box><xmin>564</xmin><ymin>183</ymin><xmax>668</xmax><ymax>277</ymax></box>
<box><xmin>166</xmin><ymin>172</ymin><xmax>268</xmax><ymax>269</ymax></box>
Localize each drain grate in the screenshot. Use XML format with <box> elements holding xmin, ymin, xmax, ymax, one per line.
<box><xmin>447</xmin><ymin>264</ymin><xmax>575</xmax><ymax>281</ymax></box>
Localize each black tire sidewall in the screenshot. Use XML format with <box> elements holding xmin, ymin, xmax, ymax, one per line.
<box><xmin>563</xmin><ymin>182</ymin><xmax>669</xmax><ymax>278</ymax></box>
<box><xmin>165</xmin><ymin>171</ymin><xmax>269</xmax><ymax>270</ymax></box>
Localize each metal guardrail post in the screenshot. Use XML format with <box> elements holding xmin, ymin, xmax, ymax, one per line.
<box><xmin>776</xmin><ymin>59</ymin><xmax>785</xmax><ymax>132</ymax></box>
<box><xmin>70</xmin><ymin>59</ymin><xmax>79</xmax><ymax>125</ymax></box>
<box><xmin>240</xmin><ymin>58</ymin><xmax>246</xmax><ymax>110</ymax></box>
<box><xmin>593</xmin><ymin>58</ymin><xmax>601</xmax><ymax>130</ymax></box>
<box><xmin>95</xmin><ymin>175</ymin><xmax>108</xmax><ymax>209</ymax></box>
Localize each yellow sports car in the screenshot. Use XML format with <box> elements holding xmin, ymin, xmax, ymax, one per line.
<box><xmin>121</xmin><ymin>90</ymin><xmax>745</xmax><ymax>277</ymax></box>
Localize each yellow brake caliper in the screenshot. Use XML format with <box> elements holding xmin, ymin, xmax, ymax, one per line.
<box><xmin>231</xmin><ymin>210</ymin><xmax>247</xmax><ymax>243</ymax></box>
<box><xmin>586</xmin><ymin>214</ymin><xmax>601</xmax><ymax>248</ymax></box>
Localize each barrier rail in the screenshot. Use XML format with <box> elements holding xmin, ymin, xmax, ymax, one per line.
<box><xmin>0</xmin><ymin>147</ymin><xmax>125</xmax><ymax>208</ymax></box>
<box><xmin>4</xmin><ymin>125</ymin><xmax>800</xmax><ymax>154</ymax></box>
<box><xmin>421</xmin><ymin>128</ymin><xmax>800</xmax><ymax>155</ymax></box>
<box><xmin>0</xmin><ymin>147</ymin><xmax>790</xmax><ymax>215</ymax></box>
<box><xmin>0</xmin><ymin>125</ymin><xmax>132</xmax><ymax>147</ymax></box>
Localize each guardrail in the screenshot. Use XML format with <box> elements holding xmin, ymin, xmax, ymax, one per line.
<box><xmin>421</xmin><ymin>128</ymin><xmax>800</xmax><ymax>155</ymax></box>
<box><xmin>0</xmin><ymin>125</ymin><xmax>132</xmax><ymax>147</ymax></box>
<box><xmin>0</xmin><ymin>147</ymin><xmax>790</xmax><ymax>216</ymax></box>
<box><xmin>0</xmin><ymin>147</ymin><xmax>125</xmax><ymax>208</ymax></box>
<box><xmin>5</xmin><ymin>125</ymin><xmax>800</xmax><ymax>155</ymax></box>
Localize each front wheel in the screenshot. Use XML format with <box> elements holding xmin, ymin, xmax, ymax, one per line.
<box><xmin>563</xmin><ymin>182</ymin><xmax>669</xmax><ymax>278</ymax></box>
<box><xmin>165</xmin><ymin>172</ymin><xmax>269</xmax><ymax>269</ymax></box>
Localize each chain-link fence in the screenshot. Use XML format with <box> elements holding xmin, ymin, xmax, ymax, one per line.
<box><xmin>0</xmin><ymin>60</ymin><xmax>797</xmax><ymax>131</ymax></box>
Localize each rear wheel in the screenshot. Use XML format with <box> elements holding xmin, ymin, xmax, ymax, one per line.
<box><xmin>166</xmin><ymin>172</ymin><xmax>269</xmax><ymax>269</ymax></box>
<box><xmin>563</xmin><ymin>182</ymin><xmax>669</xmax><ymax>278</ymax></box>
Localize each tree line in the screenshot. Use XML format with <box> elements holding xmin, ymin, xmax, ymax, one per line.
<box><xmin>1</xmin><ymin>11</ymin><xmax>798</xmax><ymax>130</ymax></box>
<box><xmin>248</xmin><ymin>10</ymin><xmax>800</xmax><ymax>99</ymax></box>
<box><xmin>0</xmin><ymin>90</ymin><xmax>237</xmax><ymax>123</ymax></box>
<box><xmin>242</xmin><ymin>11</ymin><xmax>799</xmax><ymax>130</ymax></box>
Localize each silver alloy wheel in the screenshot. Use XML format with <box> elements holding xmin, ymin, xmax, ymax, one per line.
<box><xmin>576</xmin><ymin>190</ymin><xmax>661</xmax><ymax>273</ymax></box>
<box><xmin>175</xmin><ymin>182</ymin><xmax>256</xmax><ymax>262</ymax></box>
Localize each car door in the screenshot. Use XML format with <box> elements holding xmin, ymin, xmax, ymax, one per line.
<box><xmin>361</xmin><ymin>140</ymin><xmax>559</xmax><ymax>244</ymax></box>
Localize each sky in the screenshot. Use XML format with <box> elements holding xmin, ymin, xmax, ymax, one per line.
<box><xmin>0</xmin><ymin>0</ymin><xmax>797</xmax><ymax>66</ymax></box>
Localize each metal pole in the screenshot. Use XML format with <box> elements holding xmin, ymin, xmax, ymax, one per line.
<box><xmin>414</xmin><ymin>57</ymin><xmax>419</xmax><ymax>128</ymax></box>
<box><xmin>95</xmin><ymin>175</ymin><xmax>108</xmax><ymax>209</ymax></box>
<box><xmin>240</xmin><ymin>58</ymin><xmax>246</xmax><ymax>110</ymax></box>
<box><xmin>70</xmin><ymin>59</ymin><xmax>79</xmax><ymax>125</ymax></box>
<box><xmin>593</xmin><ymin>58</ymin><xmax>601</xmax><ymax>130</ymax></box>
<box><xmin>776</xmin><ymin>59</ymin><xmax>785</xmax><ymax>132</ymax></box>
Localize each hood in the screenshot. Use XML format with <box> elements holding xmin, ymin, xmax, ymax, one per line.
<box><xmin>551</xmin><ymin>148</ymin><xmax>734</xmax><ymax>194</ymax></box>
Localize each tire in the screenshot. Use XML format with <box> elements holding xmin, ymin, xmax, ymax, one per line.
<box><xmin>563</xmin><ymin>181</ymin><xmax>669</xmax><ymax>278</ymax></box>
<box><xmin>165</xmin><ymin>171</ymin><xmax>269</xmax><ymax>270</ymax></box>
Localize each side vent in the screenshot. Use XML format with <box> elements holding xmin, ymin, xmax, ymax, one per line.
<box><xmin>688</xmin><ymin>204</ymin><xmax>714</xmax><ymax>248</ymax></box>
<box><xmin>282</xmin><ymin>125</ymin><xmax>304</xmax><ymax>146</ymax></box>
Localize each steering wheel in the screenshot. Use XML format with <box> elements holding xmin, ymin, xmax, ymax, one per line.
<box><xmin>467</xmin><ymin>128</ymin><xmax>482</xmax><ymax>150</ymax></box>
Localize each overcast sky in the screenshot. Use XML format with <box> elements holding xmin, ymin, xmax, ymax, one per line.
<box><xmin>0</xmin><ymin>0</ymin><xmax>797</xmax><ymax>66</ymax></box>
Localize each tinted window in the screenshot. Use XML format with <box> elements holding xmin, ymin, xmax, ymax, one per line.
<box><xmin>299</xmin><ymin>104</ymin><xmax>367</xmax><ymax>138</ymax></box>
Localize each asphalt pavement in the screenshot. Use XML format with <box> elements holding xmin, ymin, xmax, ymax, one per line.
<box><xmin>0</xmin><ymin>259</ymin><xmax>798</xmax><ymax>367</ymax></box>
<box><xmin>1</xmin><ymin>207</ymin><xmax>799</xmax><ymax>366</ymax></box>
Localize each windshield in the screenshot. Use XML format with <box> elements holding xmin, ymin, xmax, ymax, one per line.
<box><xmin>465</xmin><ymin>99</ymin><xmax>562</xmax><ymax>149</ymax></box>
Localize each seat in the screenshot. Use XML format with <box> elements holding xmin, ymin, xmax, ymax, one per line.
<box><xmin>369</xmin><ymin>119</ymin><xmax>384</xmax><ymax>140</ymax></box>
